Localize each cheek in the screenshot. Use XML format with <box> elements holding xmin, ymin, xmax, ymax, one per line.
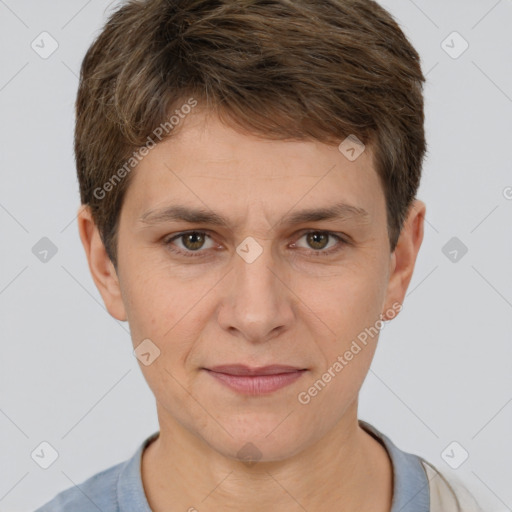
<box><xmin>293</xmin><ymin>255</ymin><xmax>388</xmax><ymax>342</ymax></box>
<box><xmin>119</xmin><ymin>261</ymin><xmax>218</xmax><ymax>371</ymax></box>
<box><xmin>119</xmin><ymin>248</ymin><xmax>183</xmax><ymax>320</ymax></box>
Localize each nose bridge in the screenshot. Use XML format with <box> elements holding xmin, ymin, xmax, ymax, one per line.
<box><xmin>236</xmin><ymin>238</ymin><xmax>276</xmax><ymax>296</ymax></box>
<box><xmin>219</xmin><ymin>236</ymin><xmax>293</xmax><ymax>342</ymax></box>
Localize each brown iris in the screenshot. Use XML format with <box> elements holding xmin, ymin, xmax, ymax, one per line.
<box><xmin>306</xmin><ymin>232</ymin><xmax>329</xmax><ymax>250</ymax></box>
<box><xmin>181</xmin><ymin>232</ymin><xmax>206</xmax><ymax>251</ymax></box>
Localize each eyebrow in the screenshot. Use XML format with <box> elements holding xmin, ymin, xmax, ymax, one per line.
<box><xmin>138</xmin><ymin>202</ymin><xmax>370</xmax><ymax>229</ymax></box>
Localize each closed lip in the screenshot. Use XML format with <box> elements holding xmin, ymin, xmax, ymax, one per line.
<box><xmin>205</xmin><ymin>365</ymin><xmax>306</xmax><ymax>376</ymax></box>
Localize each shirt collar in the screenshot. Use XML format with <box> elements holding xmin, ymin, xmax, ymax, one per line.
<box><xmin>116</xmin><ymin>422</ymin><xmax>430</xmax><ymax>512</ymax></box>
<box><xmin>359</xmin><ymin>420</ymin><xmax>430</xmax><ymax>512</ymax></box>
<box><xmin>116</xmin><ymin>431</ymin><xmax>158</xmax><ymax>512</ymax></box>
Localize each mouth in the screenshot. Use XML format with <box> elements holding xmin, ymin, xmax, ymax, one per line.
<box><xmin>203</xmin><ymin>365</ymin><xmax>308</xmax><ymax>395</ymax></box>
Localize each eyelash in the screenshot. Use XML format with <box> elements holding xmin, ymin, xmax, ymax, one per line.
<box><xmin>162</xmin><ymin>230</ymin><xmax>348</xmax><ymax>259</ymax></box>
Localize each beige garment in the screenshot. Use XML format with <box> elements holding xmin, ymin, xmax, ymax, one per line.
<box><xmin>420</xmin><ymin>459</ymin><xmax>485</xmax><ymax>512</ymax></box>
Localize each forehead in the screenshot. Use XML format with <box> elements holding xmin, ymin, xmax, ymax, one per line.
<box><xmin>121</xmin><ymin>110</ymin><xmax>385</xmax><ymax>225</ymax></box>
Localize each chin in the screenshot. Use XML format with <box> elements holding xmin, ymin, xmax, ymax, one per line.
<box><xmin>199</xmin><ymin>416</ymin><xmax>312</xmax><ymax>464</ymax></box>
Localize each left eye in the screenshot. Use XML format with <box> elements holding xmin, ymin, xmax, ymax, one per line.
<box><xmin>293</xmin><ymin>231</ymin><xmax>342</xmax><ymax>252</ymax></box>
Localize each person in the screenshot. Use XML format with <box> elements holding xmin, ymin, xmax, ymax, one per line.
<box><xmin>35</xmin><ymin>0</ymin><xmax>483</xmax><ymax>510</ymax></box>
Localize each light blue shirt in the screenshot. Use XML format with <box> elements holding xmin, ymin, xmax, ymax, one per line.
<box><xmin>34</xmin><ymin>420</ymin><xmax>430</xmax><ymax>511</ymax></box>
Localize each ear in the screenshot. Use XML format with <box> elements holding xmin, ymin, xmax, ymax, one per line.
<box><xmin>77</xmin><ymin>205</ymin><xmax>127</xmax><ymax>322</ymax></box>
<box><xmin>382</xmin><ymin>199</ymin><xmax>426</xmax><ymax>320</ymax></box>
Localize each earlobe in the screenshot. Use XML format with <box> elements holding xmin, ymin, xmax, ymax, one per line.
<box><xmin>77</xmin><ymin>205</ymin><xmax>127</xmax><ymax>322</ymax></box>
<box><xmin>382</xmin><ymin>200</ymin><xmax>426</xmax><ymax>321</ymax></box>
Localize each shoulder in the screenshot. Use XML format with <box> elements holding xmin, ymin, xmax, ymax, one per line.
<box><xmin>33</xmin><ymin>460</ymin><xmax>125</xmax><ymax>512</ymax></box>
<box><xmin>358</xmin><ymin>420</ymin><xmax>484</xmax><ymax>512</ymax></box>
<box><xmin>419</xmin><ymin>459</ymin><xmax>484</xmax><ymax>512</ymax></box>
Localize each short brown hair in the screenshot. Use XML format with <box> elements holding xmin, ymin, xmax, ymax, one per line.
<box><xmin>75</xmin><ymin>0</ymin><xmax>426</xmax><ymax>268</ymax></box>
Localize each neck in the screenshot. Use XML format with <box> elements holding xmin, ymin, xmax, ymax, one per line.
<box><xmin>141</xmin><ymin>402</ymin><xmax>393</xmax><ymax>512</ymax></box>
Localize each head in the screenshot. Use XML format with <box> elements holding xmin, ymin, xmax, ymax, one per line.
<box><xmin>77</xmin><ymin>0</ymin><xmax>427</xmax><ymax>462</ymax></box>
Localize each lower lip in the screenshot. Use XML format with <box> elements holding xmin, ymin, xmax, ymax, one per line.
<box><xmin>205</xmin><ymin>369</ymin><xmax>306</xmax><ymax>395</ymax></box>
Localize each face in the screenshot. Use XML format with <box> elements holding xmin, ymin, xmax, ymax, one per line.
<box><xmin>80</xmin><ymin>109</ymin><xmax>424</xmax><ymax>462</ymax></box>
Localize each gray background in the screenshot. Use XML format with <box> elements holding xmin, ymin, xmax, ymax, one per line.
<box><xmin>0</xmin><ymin>0</ymin><xmax>511</xmax><ymax>511</ymax></box>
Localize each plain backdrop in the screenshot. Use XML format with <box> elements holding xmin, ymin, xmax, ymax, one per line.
<box><xmin>0</xmin><ymin>1</ymin><xmax>511</xmax><ymax>511</ymax></box>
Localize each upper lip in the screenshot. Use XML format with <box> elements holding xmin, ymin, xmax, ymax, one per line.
<box><xmin>206</xmin><ymin>365</ymin><xmax>306</xmax><ymax>376</ymax></box>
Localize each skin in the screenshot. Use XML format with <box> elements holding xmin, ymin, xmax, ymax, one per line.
<box><xmin>78</xmin><ymin>109</ymin><xmax>425</xmax><ymax>512</ymax></box>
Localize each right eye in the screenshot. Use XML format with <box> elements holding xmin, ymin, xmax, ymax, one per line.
<box><xmin>163</xmin><ymin>231</ymin><xmax>217</xmax><ymax>258</ymax></box>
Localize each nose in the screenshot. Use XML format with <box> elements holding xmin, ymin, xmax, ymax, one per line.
<box><xmin>216</xmin><ymin>238</ymin><xmax>295</xmax><ymax>344</ymax></box>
